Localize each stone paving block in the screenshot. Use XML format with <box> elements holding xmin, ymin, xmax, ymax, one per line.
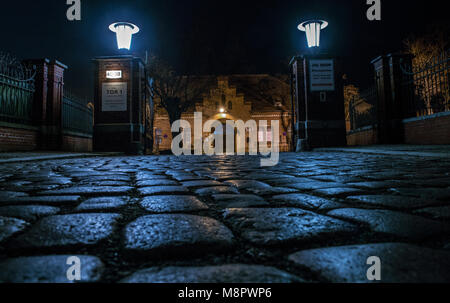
<box><xmin>137</xmin><ymin>179</ymin><xmax>178</xmax><ymax>187</ymax></box>
<box><xmin>80</xmin><ymin>175</ymin><xmax>131</xmax><ymax>182</ymax></box>
<box><xmin>38</xmin><ymin>186</ymin><xmax>133</xmax><ymax>196</ymax></box>
<box><xmin>347</xmin><ymin>181</ymin><xmax>405</xmax><ymax>189</ymax></box>
<box><xmin>195</xmin><ymin>186</ymin><xmax>239</xmax><ymax>196</ymax></box>
<box><xmin>211</xmin><ymin>194</ymin><xmax>268</xmax><ymax>208</ymax></box>
<box><xmin>288</xmin><ymin>243</ymin><xmax>450</xmax><ymax>283</ymax></box>
<box><xmin>312</xmin><ymin>187</ymin><xmax>365</xmax><ymax>197</ymax></box>
<box><xmin>309</xmin><ymin>175</ymin><xmax>363</xmax><ymax>183</ymax></box>
<box><xmin>139</xmin><ymin>186</ymin><xmax>189</xmax><ymax>196</ymax></box>
<box><xmin>414</xmin><ymin>206</ymin><xmax>450</xmax><ymax>220</ymax></box>
<box><xmin>1</xmin><ymin>195</ymin><xmax>81</xmax><ymax>206</ymax></box>
<box><xmin>287</xmin><ymin>181</ymin><xmax>345</xmax><ymax>191</ymax></box>
<box><xmin>123</xmin><ymin>214</ymin><xmax>234</xmax><ymax>255</ymax></box>
<box><xmin>225</xmin><ymin>180</ymin><xmax>271</xmax><ymax>191</ymax></box>
<box><xmin>328</xmin><ymin>208</ymin><xmax>450</xmax><ymax>240</ymax></box>
<box><xmin>409</xmin><ymin>178</ymin><xmax>450</xmax><ymax>188</ymax></box>
<box><xmin>140</xmin><ymin>196</ymin><xmax>208</xmax><ymax>213</ymax></box>
<box><xmin>120</xmin><ymin>264</ymin><xmax>303</xmax><ymax>283</ymax></box>
<box><xmin>0</xmin><ymin>191</ymin><xmax>28</xmax><ymax>200</ymax></box>
<box><xmin>247</xmin><ymin>187</ymin><xmax>298</xmax><ymax>195</ymax></box>
<box><xmin>67</xmin><ymin>172</ymin><xmax>105</xmax><ymax>178</ymax></box>
<box><xmin>0</xmin><ymin>255</ymin><xmax>104</xmax><ymax>283</ymax></box>
<box><xmin>39</xmin><ymin>177</ymin><xmax>73</xmax><ymax>185</ymax></box>
<box><xmin>271</xmin><ymin>194</ymin><xmax>345</xmax><ymax>211</ymax></box>
<box><xmin>224</xmin><ymin>180</ymin><xmax>272</xmax><ymax>190</ymax></box>
<box><xmin>0</xmin><ymin>205</ymin><xmax>59</xmax><ymax>221</ymax></box>
<box><xmin>75</xmin><ymin>197</ymin><xmax>128</xmax><ymax>211</ymax></box>
<box><xmin>223</xmin><ymin>208</ymin><xmax>358</xmax><ymax>246</ymax></box>
<box><xmin>172</xmin><ymin>175</ymin><xmax>205</xmax><ymax>181</ymax></box>
<box><xmin>347</xmin><ymin>195</ymin><xmax>438</xmax><ymax>210</ymax></box>
<box><xmin>248</xmin><ymin>178</ymin><xmax>298</xmax><ymax>187</ymax></box>
<box><xmin>365</xmin><ymin>171</ymin><xmax>407</xmax><ymax>181</ymax></box>
<box><xmin>181</xmin><ymin>180</ymin><xmax>223</xmax><ymax>188</ymax></box>
<box><xmin>203</xmin><ymin>173</ymin><xmax>239</xmax><ymax>181</ymax></box>
<box><xmin>389</xmin><ymin>188</ymin><xmax>450</xmax><ymax>201</ymax></box>
<box><xmin>12</xmin><ymin>213</ymin><xmax>121</xmax><ymax>248</ymax></box>
<box><xmin>135</xmin><ymin>172</ymin><xmax>169</xmax><ymax>182</ymax></box>
<box><xmin>88</xmin><ymin>181</ymin><xmax>129</xmax><ymax>187</ymax></box>
<box><xmin>0</xmin><ymin>216</ymin><xmax>29</xmax><ymax>243</ymax></box>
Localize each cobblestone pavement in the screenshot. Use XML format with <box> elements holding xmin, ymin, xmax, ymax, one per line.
<box><xmin>1</xmin><ymin>152</ymin><xmax>450</xmax><ymax>283</ymax></box>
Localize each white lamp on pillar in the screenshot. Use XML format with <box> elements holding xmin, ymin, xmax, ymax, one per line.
<box><xmin>109</xmin><ymin>22</ymin><xmax>140</xmax><ymax>50</ymax></box>
<box><xmin>297</xmin><ymin>20</ymin><xmax>328</xmax><ymax>48</ymax></box>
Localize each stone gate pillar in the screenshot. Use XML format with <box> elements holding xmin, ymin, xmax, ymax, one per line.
<box><xmin>372</xmin><ymin>53</ymin><xmax>413</xmax><ymax>143</ymax></box>
<box><xmin>93</xmin><ymin>55</ymin><xmax>148</xmax><ymax>154</ymax></box>
<box><xmin>23</xmin><ymin>59</ymin><xmax>49</xmax><ymax>126</ymax></box>
<box><xmin>290</xmin><ymin>55</ymin><xmax>347</xmax><ymax>150</ymax></box>
<box><xmin>45</xmin><ymin>60</ymin><xmax>67</xmax><ymax>149</ymax></box>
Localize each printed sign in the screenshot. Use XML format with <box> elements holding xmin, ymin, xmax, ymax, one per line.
<box><xmin>106</xmin><ymin>70</ymin><xmax>122</xmax><ymax>79</ymax></box>
<box><xmin>102</xmin><ymin>82</ymin><xmax>127</xmax><ymax>112</ymax></box>
<box><xmin>309</xmin><ymin>59</ymin><xmax>335</xmax><ymax>91</ymax></box>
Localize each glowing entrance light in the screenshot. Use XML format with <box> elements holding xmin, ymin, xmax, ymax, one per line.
<box><xmin>297</xmin><ymin>20</ymin><xmax>328</xmax><ymax>48</ymax></box>
<box><xmin>109</xmin><ymin>22</ymin><xmax>140</xmax><ymax>50</ymax></box>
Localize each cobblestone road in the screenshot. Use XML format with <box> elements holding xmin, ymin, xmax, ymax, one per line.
<box><xmin>1</xmin><ymin>152</ymin><xmax>450</xmax><ymax>283</ymax></box>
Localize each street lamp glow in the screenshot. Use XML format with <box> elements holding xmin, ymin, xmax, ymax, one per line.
<box><xmin>109</xmin><ymin>22</ymin><xmax>140</xmax><ymax>50</ymax></box>
<box><xmin>297</xmin><ymin>20</ymin><xmax>328</xmax><ymax>48</ymax></box>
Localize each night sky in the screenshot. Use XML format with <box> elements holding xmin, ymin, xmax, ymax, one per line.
<box><xmin>1</xmin><ymin>0</ymin><xmax>447</xmax><ymax>98</ymax></box>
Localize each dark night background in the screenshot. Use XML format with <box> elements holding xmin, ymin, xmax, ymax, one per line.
<box><xmin>0</xmin><ymin>0</ymin><xmax>447</xmax><ymax>98</ymax></box>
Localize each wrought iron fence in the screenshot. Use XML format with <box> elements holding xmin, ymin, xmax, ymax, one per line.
<box><xmin>0</xmin><ymin>53</ymin><xmax>35</xmax><ymax>125</ymax></box>
<box><xmin>401</xmin><ymin>50</ymin><xmax>449</xmax><ymax>118</ymax></box>
<box><xmin>349</xmin><ymin>85</ymin><xmax>378</xmax><ymax>131</ymax></box>
<box><xmin>62</xmin><ymin>88</ymin><xmax>93</xmax><ymax>136</ymax></box>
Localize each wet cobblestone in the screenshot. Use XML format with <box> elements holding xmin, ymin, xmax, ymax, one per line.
<box><xmin>1</xmin><ymin>152</ymin><xmax>450</xmax><ymax>282</ymax></box>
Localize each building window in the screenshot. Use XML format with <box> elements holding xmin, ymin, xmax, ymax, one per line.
<box><xmin>155</xmin><ymin>128</ymin><xmax>163</xmax><ymax>144</ymax></box>
<box><xmin>228</xmin><ymin>101</ymin><xmax>232</xmax><ymax>110</ymax></box>
<box><xmin>258</xmin><ymin>127</ymin><xmax>272</xmax><ymax>142</ymax></box>
<box><xmin>221</xmin><ymin>94</ymin><xmax>226</xmax><ymax>106</ymax></box>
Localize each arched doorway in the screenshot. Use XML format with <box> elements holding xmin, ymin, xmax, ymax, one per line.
<box><xmin>212</xmin><ymin>120</ymin><xmax>237</xmax><ymax>154</ymax></box>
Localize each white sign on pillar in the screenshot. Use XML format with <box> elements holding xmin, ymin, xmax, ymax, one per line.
<box><xmin>309</xmin><ymin>59</ymin><xmax>335</xmax><ymax>92</ymax></box>
<box><xmin>102</xmin><ymin>82</ymin><xmax>127</xmax><ymax>112</ymax></box>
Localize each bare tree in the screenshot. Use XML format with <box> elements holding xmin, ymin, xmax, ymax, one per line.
<box><xmin>0</xmin><ymin>52</ymin><xmax>34</xmax><ymax>80</ymax></box>
<box><xmin>404</xmin><ymin>27</ymin><xmax>447</xmax><ymax>69</ymax></box>
<box><xmin>147</xmin><ymin>55</ymin><xmax>214</xmax><ymax>139</ymax></box>
<box><xmin>403</xmin><ymin>27</ymin><xmax>449</xmax><ymax>113</ymax></box>
<box><xmin>344</xmin><ymin>84</ymin><xmax>361</xmax><ymax>121</ymax></box>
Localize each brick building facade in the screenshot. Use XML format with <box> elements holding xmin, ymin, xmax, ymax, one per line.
<box><xmin>153</xmin><ymin>75</ymin><xmax>293</xmax><ymax>153</ymax></box>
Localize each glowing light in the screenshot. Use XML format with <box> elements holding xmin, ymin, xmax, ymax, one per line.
<box><xmin>109</xmin><ymin>22</ymin><xmax>140</xmax><ymax>50</ymax></box>
<box><xmin>221</xmin><ymin>114</ymin><xmax>227</xmax><ymax>118</ymax></box>
<box><xmin>297</xmin><ymin>20</ymin><xmax>328</xmax><ymax>48</ymax></box>
<box><xmin>219</xmin><ymin>108</ymin><xmax>225</xmax><ymax>113</ymax></box>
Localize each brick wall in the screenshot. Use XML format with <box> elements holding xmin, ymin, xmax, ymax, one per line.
<box><xmin>404</xmin><ymin>112</ymin><xmax>450</xmax><ymax>145</ymax></box>
<box><xmin>62</xmin><ymin>135</ymin><xmax>93</xmax><ymax>152</ymax></box>
<box><xmin>0</xmin><ymin>126</ymin><xmax>38</xmax><ymax>151</ymax></box>
<box><xmin>154</xmin><ymin>115</ymin><xmax>173</xmax><ymax>152</ymax></box>
<box><xmin>347</xmin><ymin>112</ymin><xmax>450</xmax><ymax>146</ymax></box>
<box><xmin>346</xmin><ymin>126</ymin><xmax>379</xmax><ymax>146</ymax></box>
